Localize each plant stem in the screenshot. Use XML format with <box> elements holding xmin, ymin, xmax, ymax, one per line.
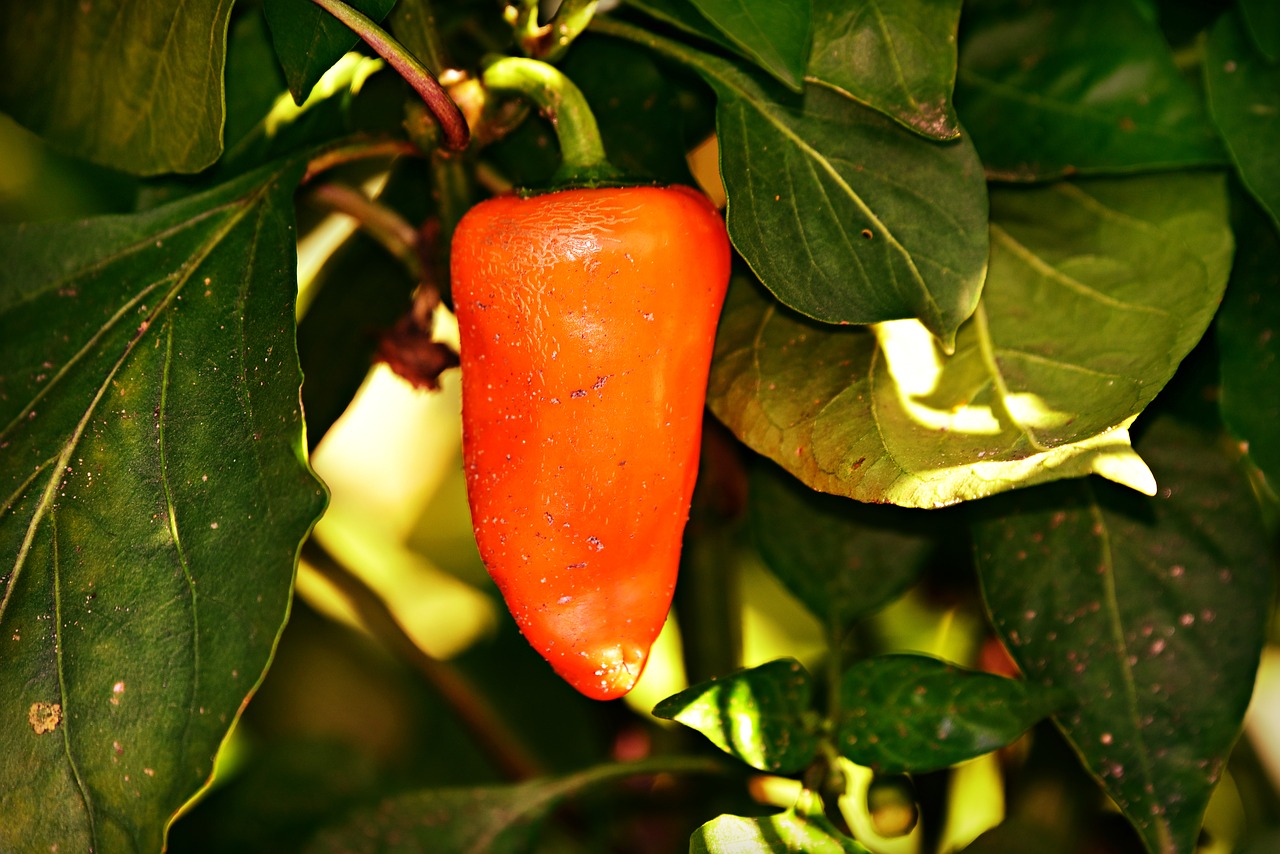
<box><xmin>307</xmin><ymin>183</ymin><xmax>425</xmax><ymax>281</ymax></box>
<box><xmin>309</xmin><ymin>0</ymin><xmax>469</xmax><ymax>151</ymax></box>
<box><xmin>480</xmin><ymin>56</ymin><xmax>621</xmax><ymax>186</ymax></box>
<box><xmin>301</xmin><ymin>539</ymin><xmax>546</xmax><ymax>781</ymax></box>
<box><xmin>302</xmin><ymin>136</ymin><xmax>421</xmax><ymax>184</ymax></box>
<box><xmin>514</xmin><ymin>0</ymin><xmax>599</xmax><ymax>62</ymax></box>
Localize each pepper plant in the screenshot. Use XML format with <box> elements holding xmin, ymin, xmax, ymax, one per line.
<box><xmin>1</xmin><ymin>0</ymin><xmax>1277</xmax><ymax>853</ymax></box>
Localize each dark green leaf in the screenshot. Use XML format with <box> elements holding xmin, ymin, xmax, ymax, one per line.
<box><xmin>0</xmin><ymin>0</ymin><xmax>232</xmax><ymax>175</ymax></box>
<box><xmin>709</xmin><ymin>173</ymin><xmax>1231</xmax><ymax>507</ymax></box>
<box><xmin>653</xmin><ymin>659</ymin><xmax>820</xmax><ymax>774</ymax></box>
<box><xmin>387</xmin><ymin>0</ymin><xmax>448</xmax><ymax>74</ymax></box>
<box><xmin>1240</xmin><ymin>0</ymin><xmax>1280</xmax><ymax>61</ymax></box>
<box><xmin>596</xmin><ymin>18</ymin><xmax>988</xmax><ymax>344</ymax></box>
<box><xmin>689</xmin><ymin>0</ymin><xmax>812</xmax><ymax>91</ymax></box>
<box><xmin>264</xmin><ymin>0</ymin><xmax>398</xmax><ymax>104</ymax></box>
<box><xmin>691</xmin><ymin>799</ymin><xmax>869</xmax><ymax>854</ymax></box>
<box><xmin>0</xmin><ymin>163</ymin><xmax>327</xmax><ymax>852</ymax></box>
<box><xmin>809</xmin><ymin>0</ymin><xmax>962</xmax><ymax>140</ymax></box>
<box><xmin>836</xmin><ymin>654</ymin><xmax>1063</xmax><ymax>774</ymax></box>
<box><xmin>972</xmin><ymin>418</ymin><xmax>1274</xmax><ymax>854</ymax></box>
<box><xmin>623</xmin><ymin>0</ymin><xmax>737</xmax><ymax>51</ymax></box>
<box><xmin>304</xmin><ymin>759</ymin><xmax>714</xmax><ymax>854</ymax></box>
<box><xmin>304</xmin><ymin>778</ymin><xmax>570</xmax><ymax>854</ymax></box>
<box><xmin>1205</xmin><ymin>10</ymin><xmax>1280</xmax><ymax>229</ymax></box>
<box><xmin>749</xmin><ymin>461</ymin><xmax>933</xmax><ymax>630</ymax></box>
<box><xmin>1218</xmin><ymin>197</ymin><xmax>1280</xmax><ymax>496</ymax></box>
<box><xmin>956</xmin><ymin>0</ymin><xmax>1225</xmax><ymax>181</ymax></box>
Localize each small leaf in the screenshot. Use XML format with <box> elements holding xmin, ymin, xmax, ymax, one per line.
<box><xmin>597</xmin><ymin>18</ymin><xmax>988</xmax><ymax>345</ymax></box>
<box><xmin>0</xmin><ymin>162</ymin><xmax>326</xmax><ymax>852</ymax></box>
<box><xmin>956</xmin><ymin>0</ymin><xmax>1225</xmax><ymax>180</ymax></box>
<box><xmin>653</xmin><ymin>659</ymin><xmax>820</xmax><ymax>774</ymax></box>
<box><xmin>836</xmin><ymin>654</ymin><xmax>1064</xmax><ymax>774</ymax></box>
<box><xmin>692</xmin><ymin>793</ymin><xmax>870</xmax><ymax>854</ymax></box>
<box><xmin>0</xmin><ymin>0</ymin><xmax>232</xmax><ymax>175</ymax></box>
<box><xmin>263</xmin><ymin>0</ymin><xmax>398</xmax><ymax>104</ymax></box>
<box><xmin>749</xmin><ymin>461</ymin><xmax>934</xmax><ymax>631</ymax></box>
<box><xmin>689</xmin><ymin>0</ymin><xmax>812</xmax><ymax>91</ymax></box>
<box><xmin>1205</xmin><ymin>9</ymin><xmax>1280</xmax><ymax>229</ymax></box>
<box><xmin>972</xmin><ymin>418</ymin><xmax>1274</xmax><ymax>854</ymax></box>
<box><xmin>808</xmin><ymin>0</ymin><xmax>962</xmax><ymax>140</ymax></box>
<box><xmin>1240</xmin><ymin>0</ymin><xmax>1280</xmax><ymax>61</ymax></box>
<box><xmin>1217</xmin><ymin>197</ymin><xmax>1280</xmax><ymax>496</ymax></box>
<box><xmin>708</xmin><ymin>173</ymin><xmax>1231</xmax><ymax>507</ymax></box>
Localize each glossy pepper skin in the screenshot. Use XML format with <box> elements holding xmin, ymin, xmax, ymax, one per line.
<box><xmin>452</xmin><ymin>185</ymin><xmax>731</xmax><ymax>700</ymax></box>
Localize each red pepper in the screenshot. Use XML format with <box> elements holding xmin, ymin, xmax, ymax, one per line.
<box><xmin>452</xmin><ymin>184</ymin><xmax>730</xmax><ymax>699</ymax></box>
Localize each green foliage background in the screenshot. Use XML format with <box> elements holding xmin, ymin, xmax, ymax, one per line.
<box><xmin>1</xmin><ymin>0</ymin><xmax>1277</xmax><ymax>852</ymax></box>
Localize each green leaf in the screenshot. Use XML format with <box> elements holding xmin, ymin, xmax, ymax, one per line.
<box><xmin>709</xmin><ymin>172</ymin><xmax>1231</xmax><ymax>508</ymax></box>
<box><xmin>1240</xmin><ymin>0</ymin><xmax>1280</xmax><ymax>61</ymax></box>
<box><xmin>809</xmin><ymin>0</ymin><xmax>962</xmax><ymax>140</ymax></box>
<box><xmin>956</xmin><ymin>0</ymin><xmax>1225</xmax><ymax>181</ymax></box>
<box><xmin>689</xmin><ymin>0</ymin><xmax>812</xmax><ymax>91</ymax></box>
<box><xmin>972</xmin><ymin>418</ymin><xmax>1274</xmax><ymax>854</ymax></box>
<box><xmin>749</xmin><ymin>461</ymin><xmax>933</xmax><ymax>631</ymax></box>
<box><xmin>596</xmin><ymin>18</ymin><xmax>988</xmax><ymax>345</ymax></box>
<box><xmin>304</xmin><ymin>779</ymin><xmax>569</xmax><ymax>854</ymax></box>
<box><xmin>0</xmin><ymin>163</ymin><xmax>327</xmax><ymax>852</ymax></box>
<box><xmin>1205</xmin><ymin>10</ymin><xmax>1280</xmax><ymax>229</ymax></box>
<box><xmin>263</xmin><ymin>0</ymin><xmax>398</xmax><ymax>104</ymax></box>
<box><xmin>305</xmin><ymin>758</ymin><xmax>727</xmax><ymax>853</ymax></box>
<box><xmin>691</xmin><ymin>801</ymin><xmax>869</xmax><ymax>854</ymax></box>
<box><xmin>1218</xmin><ymin>198</ymin><xmax>1280</xmax><ymax>495</ymax></box>
<box><xmin>836</xmin><ymin>654</ymin><xmax>1064</xmax><ymax>774</ymax></box>
<box><xmin>0</xmin><ymin>0</ymin><xmax>232</xmax><ymax>175</ymax></box>
<box><xmin>653</xmin><ymin>659</ymin><xmax>820</xmax><ymax>774</ymax></box>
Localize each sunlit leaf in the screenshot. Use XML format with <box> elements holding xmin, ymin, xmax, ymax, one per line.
<box><xmin>0</xmin><ymin>0</ymin><xmax>232</xmax><ymax>175</ymax></box>
<box><xmin>972</xmin><ymin>418</ymin><xmax>1274</xmax><ymax>854</ymax></box>
<box><xmin>1205</xmin><ymin>10</ymin><xmax>1280</xmax><ymax>229</ymax></box>
<box><xmin>263</xmin><ymin>0</ymin><xmax>398</xmax><ymax>104</ymax></box>
<box><xmin>1218</xmin><ymin>197</ymin><xmax>1280</xmax><ymax>494</ymax></box>
<box><xmin>956</xmin><ymin>0</ymin><xmax>1225</xmax><ymax>181</ymax></box>
<box><xmin>653</xmin><ymin>659</ymin><xmax>820</xmax><ymax>774</ymax></box>
<box><xmin>0</xmin><ymin>162</ymin><xmax>326</xmax><ymax>852</ymax></box>
<box><xmin>836</xmin><ymin>654</ymin><xmax>1064</xmax><ymax>774</ymax></box>
<box><xmin>809</xmin><ymin>0</ymin><xmax>962</xmax><ymax>139</ymax></box>
<box><xmin>596</xmin><ymin>18</ymin><xmax>988</xmax><ymax>345</ymax></box>
<box><xmin>692</xmin><ymin>791</ymin><xmax>870</xmax><ymax>854</ymax></box>
<box><xmin>688</xmin><ymin>0</ymin><xmax>811</xmax><ymax>91</ymax></box>
<box><xmin>708</xmin><ymin>172</ymin><xmax>1231</xmax><ymax>507</ymax></box>
<box><xmin>750</xmin><ymin>461</ymin><xmax>933</xmax><ymax>632</ymax></box>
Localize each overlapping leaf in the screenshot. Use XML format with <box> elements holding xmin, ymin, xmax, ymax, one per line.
<box><xmin>264</xmin><ymin>0</ymin><xmax>397</xmax><ymax>103</ymax></box>
<box><xmin>973</xmin><ymin>417</ymin><xmax>1274</xmax><ymax>854</ymax></box>
<box><xmin>809</xmin><ymin>0</ymin><xmax>962</xmax><ymax>139</ymax></box>
<box><xmin>688</xmin><ymin>0</ymin><xmax>811</xmax><ymax>91</ymax></box>
<box><xmin>1205</xmin><ymin>10</ymin><xmax>1280</xmax><ymax>228</ymax></box>
<box><xmin>0</xmin><ymin>163</ymin><xmax>326</xmax><ymax>852</ymax></box>
<box><xmin>956</xmin><ymin>0</ymin><xmax>1225</xmax><ymax>180</ymax></box>
<box><xmin>836</xmin><ymin>654</ymin><xmax>1064</xmax><ymax>774</ymax></box>
<box><xmin>0</xmin><ymin>0</ymin><xmax>232</xmax><ymax>175</ymax></box>
<box><xmin>596</xmin><ymin>18</ymin><xmax>988</xmax><ymax>345</ymax></box>
<box><xmin>750</xmin><ymin>461</ymin><xmax>934</xmax><ymax>631</ymax></box>
<box><xmin>654</xmin><ymin>659</ymin><xmax>820</xmax><ymax>774</ymax></box>
<box><xmin>708</xmin><ymin>172</ymin><xmax>1231</xmax><ymax>508</ymax></box>
<box><xmin>1217</xmin><ymin>199</ymin><xmax>1280</xmax><ymax>493</ymax></box>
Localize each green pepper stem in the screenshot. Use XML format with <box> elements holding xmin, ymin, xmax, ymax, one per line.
<box><xmin>309</xmin><ymin>0</ymin><xmax>470</xmax><ymax>151</ymax></box>
<box><xmin>481</xmin><ymin>56</ymin><xmax>621</xmax><ymax>186</ymax></box>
